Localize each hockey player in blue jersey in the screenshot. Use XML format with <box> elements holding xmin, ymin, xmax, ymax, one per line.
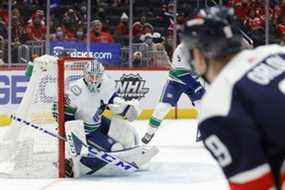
<box><xmin>141</xmin><ymin>40</ymin><xmax>205</xmax><ymax>144</ymax></box>
<box><xmin>184</xmin><ymin>6</ymin><xmax>285</xmax><ymax>190</ymax></box>
<box><xmin>52</xmin><ymin>59</ymin><xmax>158</xmax><ymax>177</ymax></box>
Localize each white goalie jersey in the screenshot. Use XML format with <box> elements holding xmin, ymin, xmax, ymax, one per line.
<box><xmin>64</xmin><ymin>73</ymin><xmax>116</xmax><ymax>133</ymax></box>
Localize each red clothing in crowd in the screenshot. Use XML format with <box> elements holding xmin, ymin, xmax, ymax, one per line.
<box><xmin>115</xmin><ymin>22</ymin><xmax>129</xmax><ymax>36</ymax></box>
<box><xmin>225</xmin><ymin>0</ymin><xmax>241</xmax><ymax>8</ymax></box>
<box><xmin>235</xmin><ymin>5</ymin><xmax>249</xmax><ymax>21</ymax></box>
<box><xmin>246</xmin><ymin>16</ymin><xmax>264</xmax><ymax>30</ymax></box>
<box><xmin>277</xmin><ymin>24</ymin><xmax>285</xmax><ymax>39</ymax></box>
<box><xmin>62</xmin><ymin>26</ymin><xmax>76</xmax><ymax>40</ymax></box>
<box><xmin>279</xmin><ymin>3</ymin><xmax>285</xmax><ymax>17</ymax></box>
<box><xmin>89</xmin><ymin>31</ymin><xmax>113</xmax><ymax>43</ymax></box>
<box><xmin>0</xmin><ymin>10</ymin><xmax>8</xmax><ymax>26</ymax></box>
<box><xmin>26</xmin><ymin>23</ymin><xmax>46</xmax><ymax>41</ymax></box>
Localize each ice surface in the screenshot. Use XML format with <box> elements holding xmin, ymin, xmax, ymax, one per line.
<box><xmin>0</xmin><ymin>119</ymin><xmax>229</xmax><ymax>190</ymax></box>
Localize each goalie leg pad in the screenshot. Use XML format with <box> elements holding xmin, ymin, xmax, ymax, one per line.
<box><xmin>111</xmin><ymin>145</ymin><xmax>159</xmax><ymax>169</ymax></box>
<box><xmin>108</xmin><ymin>117</ymin><xmax>140</xmax><ymax>149</ymax></box>
<box><xmin>68</xmin><ymin>155</ymin><xmax>107</xmax><ymax>177</ymax></box>
<box><xmin>65</xmin><ymin>120</ymin><xmax>88</xmax><ymax>156</ymax></box>
<box><xmin>72</xmin><ymin>145</ymin><xmax>159</xmax><ymax>177</ymax></box>
<box><xmin>87</xmin><ymin>131</ymin><xmax>121</xmax><ymax>152</ymax></box>
<box><xmin>80</xmin><ymin>156</ymin><xmax>107</xmax><ymax>175</ymax></box>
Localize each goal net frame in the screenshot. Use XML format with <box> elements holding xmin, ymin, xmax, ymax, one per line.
<box><xmin>58</xmin><ymin>56</ymin><xmax>93</xmax><ymax>177</ymax></box>
<box><xmin>0</xmin><ymin>56</ymin><xmax>93</xmax><ymax>178</ymax></box>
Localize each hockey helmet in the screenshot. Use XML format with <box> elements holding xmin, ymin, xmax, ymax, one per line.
<box><xmin>182</xmin><ymin>6</ymin><xmax>242</xmax><ymax>59</ymax></box>
<box><xmin>83</xmin><ymin>59</ymin><xmax>104</xmax><ymax>93</ymax></box>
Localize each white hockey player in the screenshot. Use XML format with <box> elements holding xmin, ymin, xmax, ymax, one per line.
<box><xmin>52</xmin><ymin>59</ymin><xmax>158</xmax><ymax>177</ymax></box>
<box><xmin>142</xmin><ymin>41</ymin><xmax>205</xmax><ymax>144</ymax></box>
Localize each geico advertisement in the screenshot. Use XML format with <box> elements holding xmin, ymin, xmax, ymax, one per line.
<box><xmin>0</xmin><ymin>71</ymin><xmax>28</xmax><ymax>105</ymax></box>
<box><xmin>0</xmin><ymin>70</ymin><xmax>189</xmax><ymax>114</ymax></box>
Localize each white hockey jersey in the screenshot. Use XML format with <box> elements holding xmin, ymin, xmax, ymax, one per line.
<box><xmin>171</xmin><ymin>42</ymin><xmax>195</xmax><ymax>71</ymax></box>
<box><xmin>66</xmin><ymin>73</ymin><xmax>116</xmax><ymax>133</ymax></box>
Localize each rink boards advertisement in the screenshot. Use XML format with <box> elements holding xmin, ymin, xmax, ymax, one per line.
<box><xmin>0</xmin><ymin>69</ymin><xmax>196</xmax><ymax>120</ymax></box>
<box><xmin>50</xmin><ymin>41</ymin><xmax>121</xmax><ymax>65</ymax></box>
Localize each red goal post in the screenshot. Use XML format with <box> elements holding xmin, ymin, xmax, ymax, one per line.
<box><xmin>0</xmin><ymin>55</ymin><xmax>93</xmax><ymax>178</ymax></box>
<box><xmin>57</xmin><ymin>57</ymin><xmax>93</xmax><ymax>177</ymax></box>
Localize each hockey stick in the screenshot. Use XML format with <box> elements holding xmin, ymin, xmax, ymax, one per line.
<box><xmin>10</xmin><ymin>115</ymin><xmax>138</xmax><ymax>173</ymax></box>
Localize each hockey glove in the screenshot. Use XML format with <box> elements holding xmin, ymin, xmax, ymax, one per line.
<box><xmin>141</xmin><ymin>126</ymin><xmax>158</xmax><ymax>144</ymax></box>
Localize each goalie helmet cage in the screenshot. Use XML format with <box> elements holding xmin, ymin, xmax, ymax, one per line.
<box><xmin>0</xmin><ymin>55</ymin><xmax>93</xmax><ymax>178</ymax></box>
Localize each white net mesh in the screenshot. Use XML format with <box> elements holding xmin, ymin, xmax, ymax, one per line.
<box><xmin>0</xmin><ymin>55</ymin><xmax>91</xmax><ymax>177</ymax></box>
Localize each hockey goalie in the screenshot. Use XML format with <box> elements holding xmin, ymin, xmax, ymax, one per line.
<box><xmin>54</xmin><ymin>58</ymin><xmax>158</xmax><ymax>177</ymax></box>
<box><xmin>2</xmin><ymin>55</ymin><xmax>158</xmax><ymax>178</ymax></box>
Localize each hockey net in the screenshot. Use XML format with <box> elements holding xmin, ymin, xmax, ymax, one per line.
<box><xmin>0</xmin><ymin>55</ymin><xmax>93</xmax><ymax>177</ymax></box>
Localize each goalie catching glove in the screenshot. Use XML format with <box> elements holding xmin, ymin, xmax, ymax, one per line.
<box><xmin>108</xmin><ymin>97</ymin><xmax>142</xmax><ymax>122</ymax></box>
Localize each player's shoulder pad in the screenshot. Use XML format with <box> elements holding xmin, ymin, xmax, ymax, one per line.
<box><xmin>199</xmin><ymin>44</ymin><xmax>285</xmax><ymax>124</ymax></box>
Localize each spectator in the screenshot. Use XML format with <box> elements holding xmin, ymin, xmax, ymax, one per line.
<box><xmin>55</xmin><ymin>27</ymin><xmax>65</xmax><ymax>41</ymax></box>
<box><xmin>96</xmin><ymin>8</ymin><xmax>106</xmax><ymax>21</ymax></box>
<box><xmin>11</xmin><ymin>16</ymin><xmax>25</xmax><ymax>43</ymax></box>
<box><xmin>26</xmin><ymin>14</ymin><xmax>46</xmax><ymax>41</ymax></box>
<box><xmin>151</xmin><ymin>32</ymin><xmax>171</xmax><ymax>68</ymax></box>
<box><xmin>277</xmin><ymin>14</ymin><xmax>285</xmax><ymax>41</ymax></box>
<box><xmin>244</xmin><ymin>9</ymin><xmax>265</xmax><ymax>31</ymax></box>
<box><xmin>156</xmin><ymin>4</ymin><xmax>168</xmax><ymax>25</ymax></box>
<box><xmin>115</xmin><ymin>12</ymin><xmax>129</xmax><ymax>36</ymax></box>
<box><xmin>89</xmin><ymin>19</ymin><xmax>113</xmax><ymax>43</ymax></box>
<box><xmin>28</xmin><ymin>9</ymin><xmax>45</xmax><ymax>26</ymax></box>
<box><xmin>230</xmin><ymin>0</ymin><xmax>249</xmax><ymax>20</ymax></box>
<box><xmin>161</xmin><ymin>2</ymin><xmax>177</xmax><ymax>35</ymax></box>
<box><xmin>0</xmin><ymin>17</ymin><xmax>7</xmax><ymax>39</ymax></box>
<box><xmin>76</xmin><ymin>26</ymin><xmax>85</xmax><ymax>41</ymax></box>
<box><xmin>140</xmin><ymin>16</ymin><xmax>147</xmax><ymax>26</ymax></box>
<box><xmin>243</xmin><ymin>8</ymin><xmax>265</xmax><ymax>46</ymax></box>
<box><xmin>176</xmin><ymin>15</ymin><xmax>185</xmax><ymax>32</ymax></box>
<box><xmin>61</xmin><ymin>9</ymin><xmax>79</xmax><ymax>40</ymax></box>
<box><xmin>140</xmin><ymin>33</ymin><xmax>153</xmax><ymax>47</ymax></box>
<box><xmin>164</xmin><ymin>27</ymin><xmax>174</xmax><ymax>57</ymax></box>
<box><xmin>0</xmin><ymin>5</ymin><xmax>8</xmax><ymax>27</ymax></box>
<box><xmin>78</xmin><ymin>5</ymin><xmax>87</xmax><ymax>21</ymax></box>
<box><xmin>132</xmin><ymin>21</ymin><xmax>143</xmax><ymax>43</ymax></box>
<box><xmin>115</xmin><ymin>12</ymin><xmax>129</xmax><ymax>46</ymax></box>
<box><xmin>143</xmin><ymin>23</ymin><xmax>154</xmax><ymax>34</ymax></box>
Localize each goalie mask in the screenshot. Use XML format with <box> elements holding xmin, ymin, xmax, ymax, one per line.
<box><xmin>83</xmin><ymin>59</ymin><xmax>104</xmax><ymax>93</ymax></box>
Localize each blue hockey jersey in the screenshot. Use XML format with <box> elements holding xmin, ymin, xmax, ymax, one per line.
<box><xmin>199</xmin><ymin>44</ymin><xmax>285</xmax><ymax>190</ymax></box>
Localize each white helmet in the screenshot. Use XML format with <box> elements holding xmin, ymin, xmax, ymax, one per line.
<box><xmin>83</xmin><ymin>59</ymin><xmax>104</xmax><ymax>93</ymax></box>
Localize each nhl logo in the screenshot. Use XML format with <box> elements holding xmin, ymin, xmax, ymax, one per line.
<box><xmin>115</xmin><ymin>74</ymin><xmax>150</xmax><ymax>101</ymax></box>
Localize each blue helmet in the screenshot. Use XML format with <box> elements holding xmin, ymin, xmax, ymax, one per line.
<box><xmin>182</xmin><ymin>6</ymin><xmax>242</xmax><ymax>59</ymax></box>
<box><xmin>83</xmin><ymin>59</ymin><xmax>104</xmax><ymax>93</ymax></box>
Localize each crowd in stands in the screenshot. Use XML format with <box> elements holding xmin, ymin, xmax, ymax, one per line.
<box><xmin>225</xmin><ymin>0</ymin><xmax>285</xmax><ymax>45</ymax></box>
<box><xmin>0</xmin><ymin>0</ymin><xmax>189</xmax><ymax>64</ymax></box>
<box><xmin>0</xmin><ymin>0</ymin><xmax>284</xmax><ymax>65</ymax></box>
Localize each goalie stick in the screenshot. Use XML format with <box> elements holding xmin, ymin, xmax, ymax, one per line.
<box><xmin>10</xmin><ymin>114</ymin><xmax>139</xmax><ymax>173</ymax></box>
